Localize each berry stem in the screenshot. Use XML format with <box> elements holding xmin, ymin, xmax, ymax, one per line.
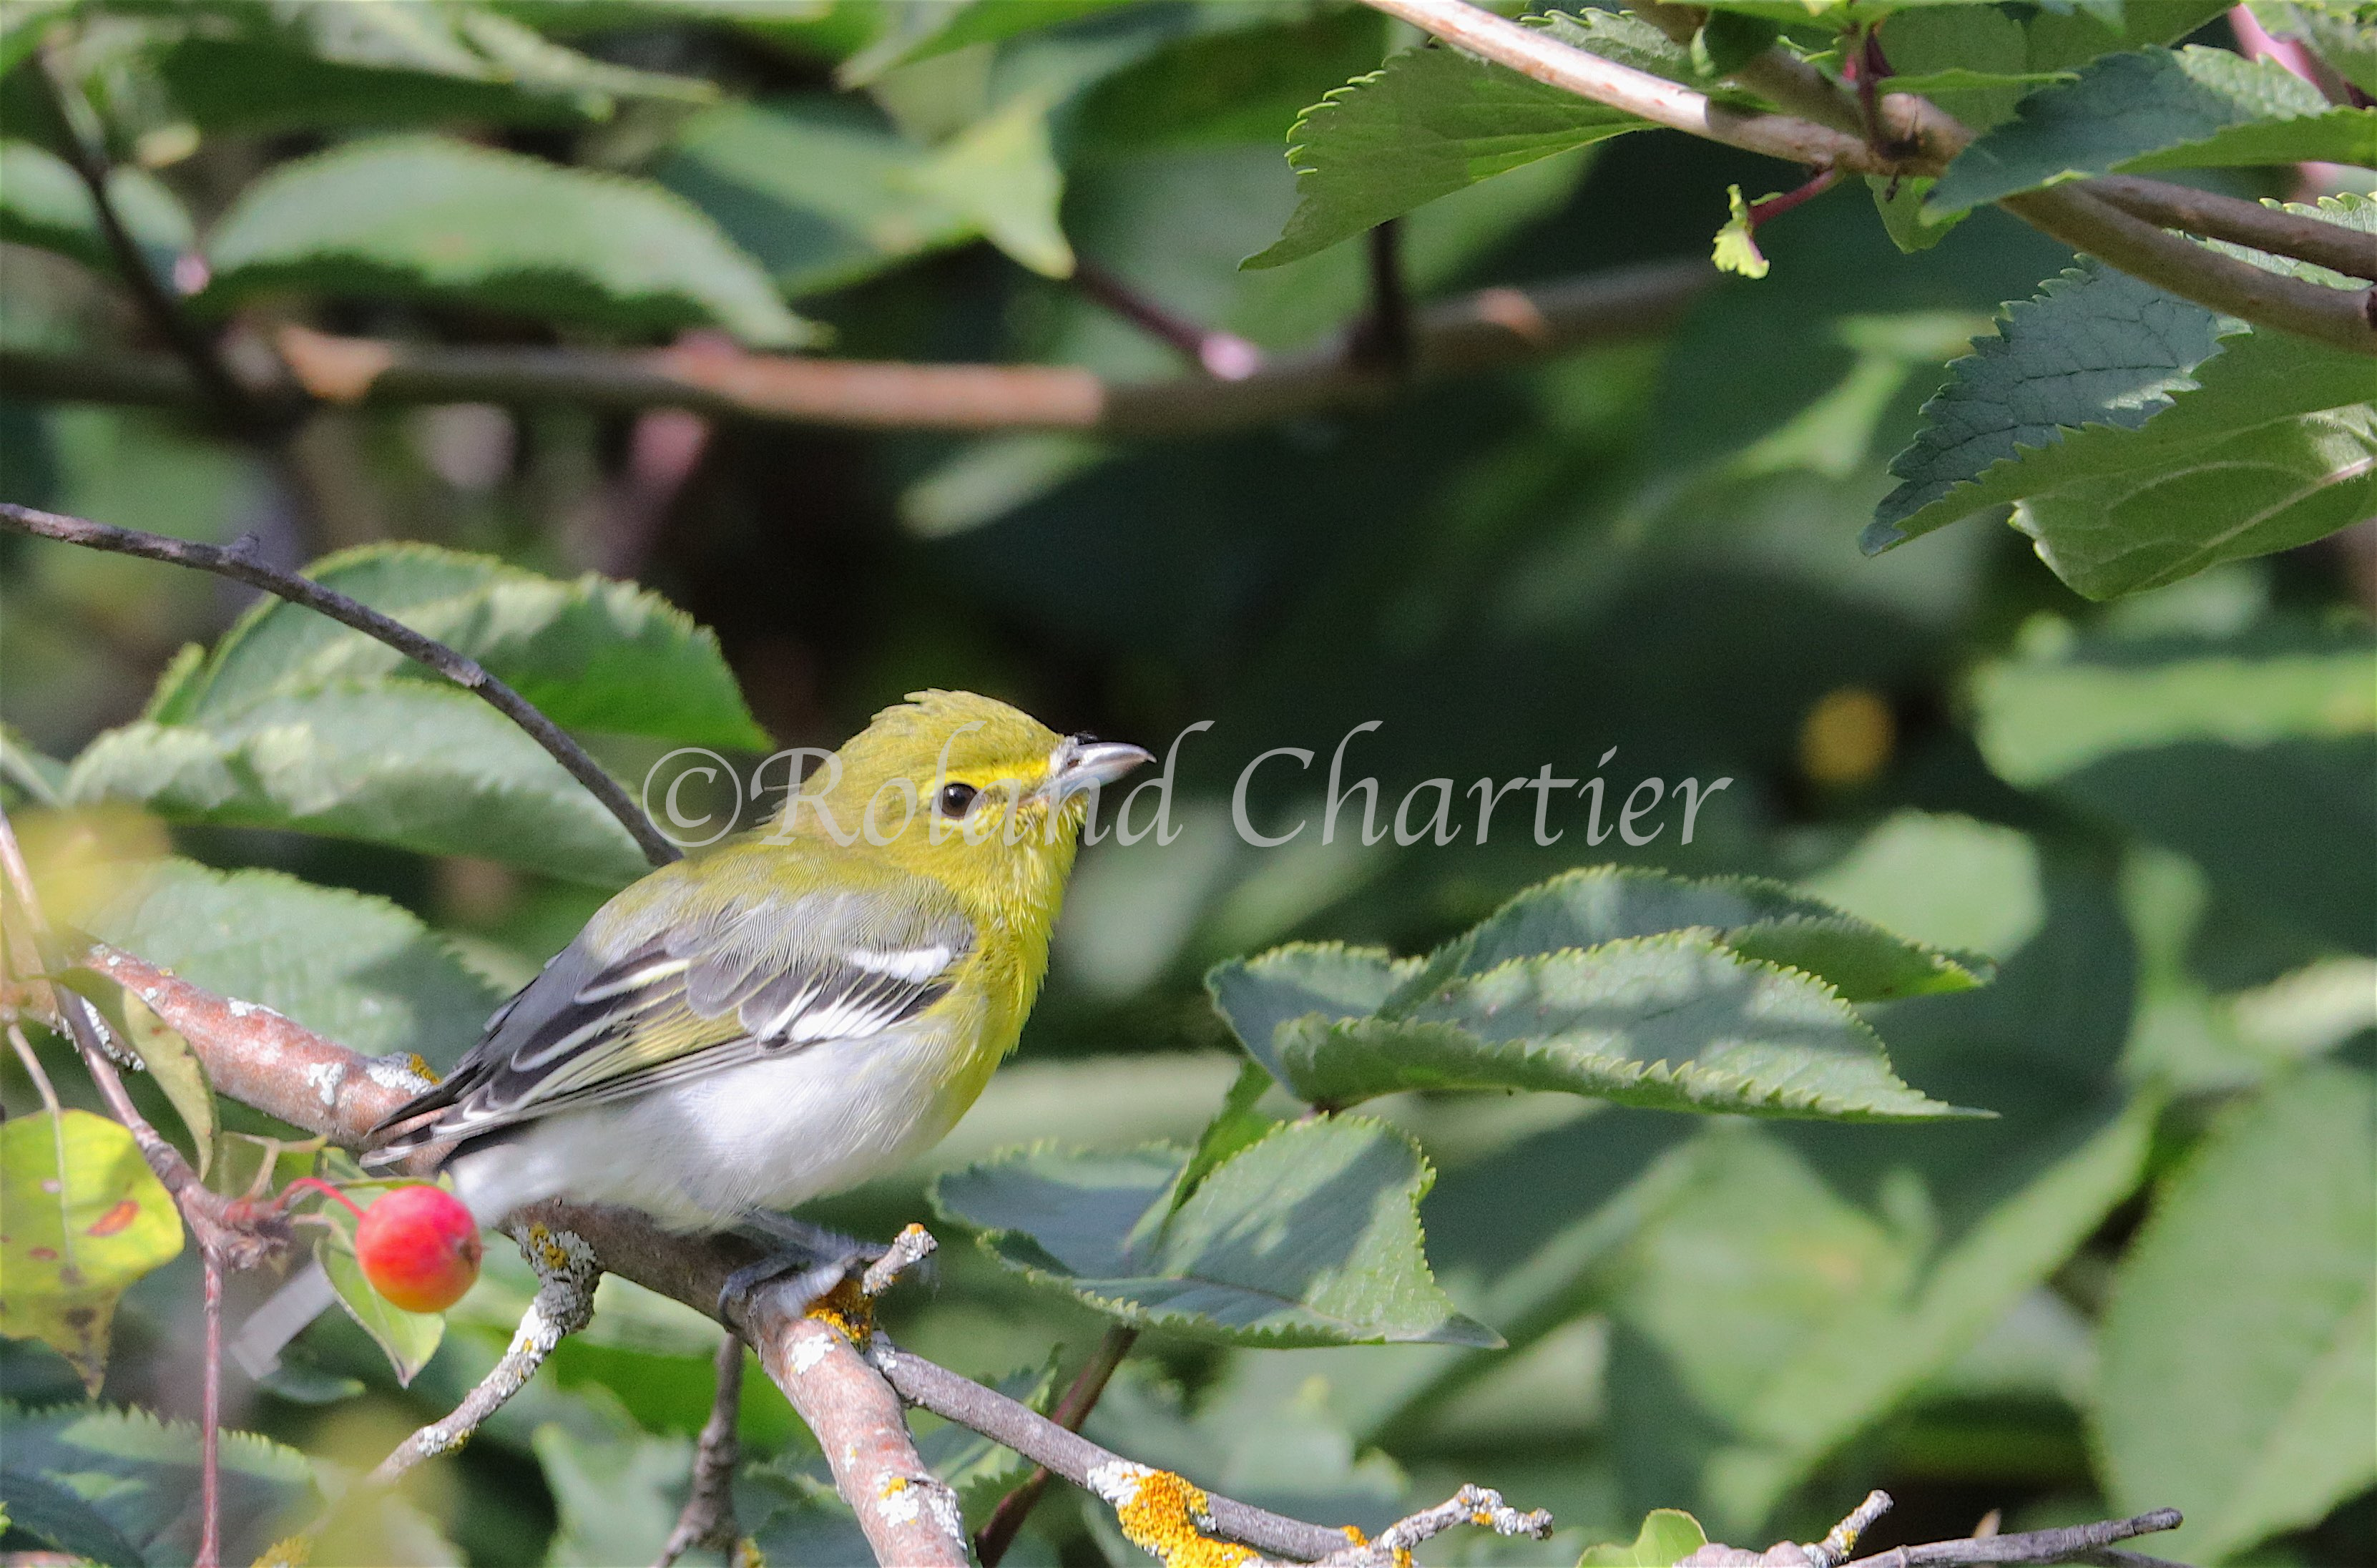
<box><xmin>280</xmin><ymin>1175</ymin><xmax>368</xmax><ymax>1220</ymax></box>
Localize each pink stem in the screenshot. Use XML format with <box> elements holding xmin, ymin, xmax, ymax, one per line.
<box><xmin>1750</xmin><ymin>167</ymin><xmax>1841</xmax><ymax>226</ymax></box>
<box><xmin>279</xmin><ymin>1175</ymin><xmax>367</xmax><ymax>1220</ymax></box>
<box><xmin>198</xmin><ymin>1252</ymin><xmax>222</xmax><ymax>1568</ymax></box>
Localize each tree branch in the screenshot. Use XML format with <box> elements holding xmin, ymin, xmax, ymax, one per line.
<box><xmin>1350</xmin><ymin>220</ymin><xmax>1416</xmax><ymax>375</ymax></box>
<box><xmin>2088</xmin><ymin>175</ymin><xmax>2377</xmax><ymax>283</ymax></box>
<box><xmin>1376</xmin><ymin>0</ymin><xmax>2375</xmax><ymax>355</ymax></box>
<box><xmin>1362</xmin><ymin>0</ymin><xmax>1921</xmax><ymax>175</ymax></box>
<box><xmin>1839</xmin><ymin>1509</ymin><xmax>2184</xmax><ymax>1567</ymax></box>
<box><xmin>2000</xmin><ymin>184</ymin><xmax>2377</xmax><ymax>352</ymax></box>
<box><xmin>0</xmin><ymin>261</ymin><xmax>1712</xmax><ymax>438</ymax></box>
<box><xmin>1072</xmin><ymin>261</ymin><xmax>1265</xmax><ymax>381</ymax></box>
<box><xmin>0</xmin><ymin>503</ymin><xmax>682</xmax><ymax>869</ymax></box>
<box><xmin>79</xmin><ymin>939</ymin><xmax>2185</xmax><ymax>1568</ymax></box>
<box><xmin>655</xmin><ymin>1336</ymin><xmax>749</xmax><ymax>1568</ymax></box>
<box><xmin>974</xmin><ymin>1323</ymin><xmax>1140</xmax><ymax>1566</ymax></box>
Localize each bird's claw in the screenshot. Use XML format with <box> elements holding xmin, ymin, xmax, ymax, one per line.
<box><xmin>717</xmin><ymin>1250</ymin><xmax>859</xmax><ymax>1334</ymax></box>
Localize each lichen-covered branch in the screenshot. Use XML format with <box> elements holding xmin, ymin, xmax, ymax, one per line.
<box><xmin>371</xmin><ymin>1225</ymin><xmax>602</xmax><ymax>1486</ymax></box>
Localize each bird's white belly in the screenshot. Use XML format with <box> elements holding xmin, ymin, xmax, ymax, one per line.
<box><xmin>448</xmin><ymin>1023</ymin><xmax>969</xmax><ymax>1230</ymax></box>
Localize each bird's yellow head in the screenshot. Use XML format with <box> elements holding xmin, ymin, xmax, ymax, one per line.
<box><xmin>794</xmin><ymin>689</ymin><xmax>1150</xmax><ymax>912</ymax></box>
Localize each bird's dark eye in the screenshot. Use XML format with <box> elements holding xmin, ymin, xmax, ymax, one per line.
<box><xmin>936</xmin><ymin>782</ymin><xmax>979</xmax><ymax>818</ymax></box>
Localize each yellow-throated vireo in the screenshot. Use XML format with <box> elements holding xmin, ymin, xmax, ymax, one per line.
<box><xmin>235</xmin><ymin>691</ymin><xmax>1146</xmax><ymax>1368</ymax></box>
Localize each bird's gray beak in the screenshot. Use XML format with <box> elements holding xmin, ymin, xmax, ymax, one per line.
<box><xmin>1042</xmin><ymin>738</ymin><xmax>1154</xmax><ymax>800</ymax></box>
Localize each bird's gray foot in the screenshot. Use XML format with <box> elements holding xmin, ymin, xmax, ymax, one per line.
<box><xmin>716</xmin><ymin>1250</ymin><xmax>857</xmax><ymax>1334</ymax></box>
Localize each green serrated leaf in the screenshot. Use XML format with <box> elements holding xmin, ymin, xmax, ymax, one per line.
<box><xmin>2097</xmin><ymin>1064</ymin><xmax>2377</xmax><ymax>1562</ymax></box>
<box><xmin>1929</xmin><ymin>46</ymin><xmax>2377</xmax><ymax>214</ymax></box>
<box><xmin>200</xmin><ymin>135</ymin><xmax>817</xmax><ymax>346</ymax></box>
<box><xmin>65</xmin><ymin>684</ymin><xmax>651</xmax><ymax>888</ymax></box>
<box><xmin>1165</xmin><ymin>1058</ymin><xmax>1281</xmax><ymax>1221</ymax></box>
<box><xmin>1578</xmin><ymin>1507</ymin><xmax>1710</xmax><ymax>1567</ymax></box>
<box><xmin>1868</xmin><ymin>211</ymin><xmax>2376</xmax><ymax>593</ymax></box>
<box><xmin>77</xmin><ymin>858</ymin><xmax>506</xmax><ymax>1068</ymax></box>
<box><xmin>933</xmin><ymin>1119</ymin><xmax>1497</xmax><ymax>1348</ymax></box>
<box><xmin>1281</xmin><ymin>934</ymin><xmax>1974</xmax><ymax>1120</ymax></box>
<box><xmin>1206</xmin><ymin>941</ymin><xmax>1419</xmax><ymax>1089</ymax></box>
<box><xmin>1396</xmin><ymin>866</ymin><xmax>1992</xmax><ymax>1005</ymax></box>
<box><xmin>0</xmin><ymin>1112</ymin><xmax>184</xmax><ymax>1393</ymax></box>
<box><xmin>1242</xmin><ymin>10</ymin><xmax>1665</xmax><ymax>270</ymax></box>
<box><xmin>0</xmin><ymin>1401</ymin><xmax>316</xmax><ymax>1567</ymax></box>
<box><xmin>2016</xmin><ymin>402</ymin><xmax>2377</xmax><ymax>597</ymax></box>
<box><xmin>1213</xmin><ymin>871</ymin><xmax>1979</xmax><ymax>1118</ymax></box>
<box><xmin>2250</xmin><ymin>1</ymin><xmax>2377</xmax><ymax>99</ymax></box>
<box><xmin>150</xmin><ymin>0</ymin><xmax>715</xmax><ymax>135</ymax></box>
<box><xmin>160</xmin><ymin>542</ymin><xmax>768</xmax><ymax>750</ymax></box>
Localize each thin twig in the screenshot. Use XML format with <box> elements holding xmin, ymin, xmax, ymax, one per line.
<box><xmin>198</xmin><ymin>1251</ymin><xmax>224</xmax><ymax>1568</ymax></box>
<box><xmin>655</xmin><ymin>1336</ymin><xmax>748</xmax><ymax>1568</ymax></box>
<box><xmin>872</xmin><ymin>1337</ymin><xmax>1354</xmax><ymax>1561</ymax></box>
<box><xmin>1072</xmin><ymin>261</ymin><xmax>1264</xmax><ymax>381</ymax></box>
<box><xmin>1315</xmin><ymin>1484</ymin><xmax>1552</xmax><ymax>1567</ymax></box>
<box><xmin>1838</xmin><ymin>1511</ymin><xmax>2185</xmax><ymax>1568</ymax></box>
<box><xmin>371</xmin><ymin>1223</ymin><xmax>601</xmax><ymax>1485</ymax></box>
<box><xmin>1350</xmin><ymin>220</ymin><xmax>1416</xmax><ymax>375</ymax></box>
<box><xmin>1808</xmin><ymin>1490</ymin><xmax>1893</xmax><ymax>1568</ymax></box>
<box><xmin>1</xmin><ymin>263</ymin><xmax>1709</xmax><ymax>438</ymax></box>
<box><xmin>0</xmin><ymin>504</ymin><xmax>681</xmax><ymax>869</ymax></box>
<box><xmin>974</xmin><ymin>1323</ymin><xmax>1140</xmax><ymax>1566</ymax></box>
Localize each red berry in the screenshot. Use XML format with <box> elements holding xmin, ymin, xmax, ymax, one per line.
<box><xmin>354</xmin><ymin>1184</ymin><xmax>482</xmax><ymax>1313</ymax></box>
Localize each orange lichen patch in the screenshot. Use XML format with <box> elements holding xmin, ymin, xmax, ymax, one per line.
<box><xmin>1098</xmin><ymin>1463</ymin><xmax>1255</xmax><ymax>1568</ymax></box>
<box><xmin>805</xmin><ymin>1274</ymin><xmax>873</xmax><ymax>1347</ymax></box>
<box><xmin>1343</xmin><ymin>1526</ymin><xmax>1367</xmax><ymax>1544</ymax></box>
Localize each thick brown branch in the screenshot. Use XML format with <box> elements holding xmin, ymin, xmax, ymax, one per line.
<box><xmin>2002</xmin><ymin>185</ymin><xmax>2377</xmax><ymax>353</ymax></box>
<box><xmin>0</xmin><ymin>503</ymin><xmax>681</xmax><ymax>868</ymax></box>
<box><xmin>2089</xmin><ymin>176</ymin><xmax>2377</xmax><ymax>283</ymax></box>
<box><xmin>0</xmin><ymin>262</ymin><xmax>1711</xmax><ymax>437</ymax></box>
